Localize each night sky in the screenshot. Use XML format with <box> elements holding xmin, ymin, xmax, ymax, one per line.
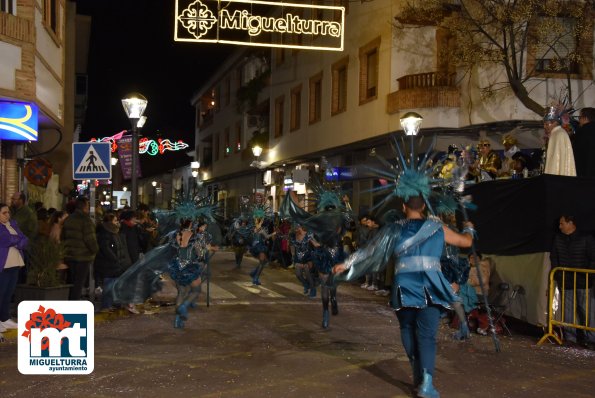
<box><xmin>75</xmin><ymin>0</ymin><xmax>233</xmax><ymax>176</ymax></box>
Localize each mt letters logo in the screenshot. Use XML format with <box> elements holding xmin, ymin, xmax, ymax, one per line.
<box><xmin>18</xmin><ymin>301</ymin><xmax>94</xmax><ymax>375</ymax></box>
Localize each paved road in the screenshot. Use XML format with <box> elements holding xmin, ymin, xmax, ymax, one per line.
<box><xmin>1</xmin><ymin>252</ymin><xmax>594</xmax><ymax>397</ymax></box>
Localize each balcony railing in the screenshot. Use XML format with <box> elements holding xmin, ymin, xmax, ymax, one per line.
<box><xmin>387</xmin><ymin>71</ymin><xmax>460</xmax><ymax>114</ymax></box>
<box><xmin>397</xmin><ymin>72</ymin><xmax>456</xmax><ymax>90</ymax></box>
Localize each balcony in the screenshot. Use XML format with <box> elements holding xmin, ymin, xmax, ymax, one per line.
<box><xmin>387</xmin><ymin>71</ymin><xmax>460</xmax><ymax>114</ymax></box>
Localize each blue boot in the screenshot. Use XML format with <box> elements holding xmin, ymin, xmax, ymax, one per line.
<box><xmin>252</xmin><ymin>277</ymin><xmax>261</xmax><ymax>286</ymax></box>
<box><xmin>453</xmin><ymin>322</ymin><xmax>470</xmax><ymax>341</ymax></box>
<box><xmin>177</xmin><ymin>302</ymin><xmax>189</xmax><ymax>321</ymax></box>
<box><xmin>331</xmin><ymin>296</ymin><xmax>338</xmax><ymax>315</ymax></box>
<box><xmin>303</xmin><ymin>284</ymin><xmax>309</xmax><ymax>294</ymax></box>
<box><xmin>418</xmin><ymin>369</ymin><xmax>439</xmax><ymax>398</ymax></box>
<box><xmin>174</xmin><ymin>315</ymin><xmax>185</xmax><ymax>329</ymax></box>
<box><xmin>308</xmin><ymin>288</ymin><xmax>317</xmax><ymax>298</ymax></box>
<box><xmin>322</xmin><ymin>309</ymin><xmax>330</xmax><ymax>329</ymax></box>
<box><xmin>410</xmin><ymin>358</ymin><xmax>422</xmax><ymax>388</ymax></box>
<box><xmin>249</xmin><ymin>268</ymin><xmax>257</xmax><ymax>278</ymax></box>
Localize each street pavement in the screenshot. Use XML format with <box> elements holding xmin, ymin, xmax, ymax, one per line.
<box><xmin>1</xmin><ymin>251</ymin><xmax>595</xmax><ymax>397</ymax></box>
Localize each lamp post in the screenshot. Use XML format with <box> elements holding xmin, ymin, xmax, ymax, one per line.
<box><xmin>400</xmin><ymin>112</ymin><xmax>423</xmax><ymax>164</ymax></box>
<box><xmin>152</xmin><ymin>180</ymin><xmax>157</xmax><ymax>207</ymax></box>
<box><xmin>110</xmin><ymin>157</ymin><xmax>118</xmax><ymax>209</ymax></box>
<box><xmin>251</xmin><ymin>145</ymin><xmax>263</xmax><ymax>195</ymax></box>
<box><xmin>191</xmin><ymin>161</ymin><xmax>200</xmax><ymax>199</ymax></box>
<box><xmin>121</xmin><ymin>93</ymin><xmax>148</xmax><ymax>210</ymax></box>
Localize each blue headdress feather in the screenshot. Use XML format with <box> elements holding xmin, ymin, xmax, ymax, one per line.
<box><xmin>396</xmin><ymin>169</ymin><xmax>431</xmax><ymax>201</ymax></box>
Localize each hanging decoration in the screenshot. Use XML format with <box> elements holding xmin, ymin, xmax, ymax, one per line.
<box><xmin>90</xmin><ymin>131</ymin><xmax>189</xmax><ymax>155</ymax></box>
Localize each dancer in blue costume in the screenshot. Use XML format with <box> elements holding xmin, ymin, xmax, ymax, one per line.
<box><xmin>105</xmin><ymin>196</ymin><xmax>218</xmax><ymax>329</ymax></box>
<box><xmin>332</xmin><ymin>132</ymin><xmax>475</xmax><ymax>398</ymax></box>
<box><xmin>289</xmin><ymin>224</ymin><xmax>316</xmax><ymax>298</ymax></box>
<box><xmin>248</xmin><ymin>208</ymin><xmax>275</xmax><ymax>285</ymax></box>
<box><xmin>334</xmin><ymin>196</ymin><xmax>473</xmax><ymax>397</ymax></box>
<box><xmin>229</xmin><ymin>217</ymin><xmax>250</xmax><ymax>269</ymax></box>
<box><xmin>280</xmin><ymin>181</ymin><xmax>352</xmax><ymax>329</ymax></box>
<box><xmin>433</xmin><ymin>193</ymin><xmax>472</xmax><ymax>341</ymax></box>
<box><xmin>310</xmin><ymin>222</ymin><xmax>345</xmax><ymax>328</ymax></box>
<box><xmin>168</xmin><ymin>219</ymin><xmax>206</xmax><ymax>328</ymax></box>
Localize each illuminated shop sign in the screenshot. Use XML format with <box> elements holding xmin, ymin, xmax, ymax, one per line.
<box><xmin>325</xmin><ymin>167</ymin><xmax>353</xmax><ymax>182</ymax></box>
<box><xmin>0</xmin><ymin>101</ymin><xmax>38</xmax><ymax>141</ymax></box>
<box><xmin>175</xmin><ymin>0</ymin><xmax>345</xmax><ymax>51</ymax></box>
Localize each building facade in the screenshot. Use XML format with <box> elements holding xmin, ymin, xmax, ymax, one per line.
<box><xmin>0</xmin><ymin>0</ymin><xmax>88</xmax><ymax>206</ymax></box>
<box><xmin>191</xmin><ymin>0</ymin><xmax>594</xmax><ymax>218</ymax></box>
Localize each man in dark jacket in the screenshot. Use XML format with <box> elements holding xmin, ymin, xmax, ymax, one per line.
<box><xmin>550</xmin><ymin>215</ymin><xmax>595</xmax><ymax>346</ymax></box>
<box><xmin>62</xmin><ymin>196</ymin><xmax>99</xmax><ymax>300</ymax></box>
<box><xmin>573</xmin><ymin>107</ymin><xmax>595</xmax><ymax>177</ymax></box>
<box><xmin>119</xmin><ymin>210</ymin><xmax>144</xmax><ymax>264</ymax></box>
<box><xmin>94</xmin><ymin>213</ymin><xmax>132</xmax><ymax>310</ymax></box>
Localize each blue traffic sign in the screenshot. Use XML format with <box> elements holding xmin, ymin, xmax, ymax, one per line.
<box><xmin>72</xmin><ymin>142</ymin><xmax>112</xmax><ymax>180</ymax></box>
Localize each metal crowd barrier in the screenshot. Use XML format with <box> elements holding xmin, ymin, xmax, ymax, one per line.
<box><xmin>537</xmin><ymin>267</ymin><xmax>595</xmax><ymax>345</ymax></box>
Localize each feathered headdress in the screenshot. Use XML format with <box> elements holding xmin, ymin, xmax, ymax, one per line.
<box><xmin>306</xmin><ymin>175</ymin><xmax>346</xmax><ymax>213</ymax></box>
<box><xmin>364</xmin><ymin>132</ymin><xmax>438</xmax><ymax>214</ymax></box>
<box><xmin>544</xmin><ymin>89</ymin><xmax>578</xmax><ymax>133</ymax></box>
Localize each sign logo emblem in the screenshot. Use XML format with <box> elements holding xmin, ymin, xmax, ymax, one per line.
<box><xmin>18</xmin><ymin>301</ymin><xmax>94</xmax><ymax>375</ymax></box>
<box><xmin>178</xmin><ymin>0</ymin><xmax>217</xmax><ymax>39</ymax></box>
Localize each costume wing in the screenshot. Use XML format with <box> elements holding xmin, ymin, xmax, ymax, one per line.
<box><xmin>334</xmin><ymin>222</ymin><xmax>402</xmax><ymax>283</ymax></box>
<box><xmin>105</xmin><ymin>233</ymin><xmax>176</xmax><ymax>304</ymax></box>
<box><xmin>280</xmin><ymin>192</ymin><xmax>347</xmax><ymax>246</ymax></box>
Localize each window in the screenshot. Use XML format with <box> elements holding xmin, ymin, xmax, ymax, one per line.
<box><xmin>312</xmin><ymin>0</ymin><xmax>324</xmax><ymax>21</ymax></box>
<box><xmin>274</xmin><ymin>96</ymin><xmax>285</xmax><ymax>138</ymax></box>
<box><xmin>332</xmin><ymin>57</ymin><xmax>349</xmax><ymax>115</ymax></box>
<box><xmin>359</xmin><ymin>37</ymin><xmax>380</xmax><ymax>104</ymax></box>
<box><xmin>221</xmin><ymin>78</ymin><xmax>230</xmax><ymax>108</ymax></box>
<box><xmin>224</xmin><ymin>128</ymin><xmax>231</xmax><ymax>157</ymax></box>
<box><xmin>309</xmin><ymin>72</ymin><xmax>323</xmax><ymax>124</ymax></box>
<box><xmin>213</xmin><ymin>86</ymin><xmax>220</xmax><ymax>112</ymax></box>
<box><xmin>535</xmin><ymin>17</ymin><xmax>579</xmax><ymax>74</ymax></box>
<box><xmin>203</xmin><ymin>145</ymin><xmax>212</xmax><ymax>168</ymax></box>
<box><xmin>213</xmin><ymin>133</ymin><xmax>220</xmax><ymax>162</ymax></box>
<box><xmin>275</xmin><ymin>47</ymin><xmax>285</xmax><ymax>66</ymax></box>
<box><xmin>334</xmin><ymin>0</ymin><xmax>349</xmax><ymax>18</ymax></box>
<box><xmin>235</xmin><ymin>122</ymin><xmax>242</xmax><ymax>152</ymax></box>
<box><xmin>43</xmin><ymin>0</ymin><xmax>60</xmax><ymax>42</ymax></box>
<box><xmin>1</xmin><ymin>0</ymin><xmax>16</xmax><ymax>15</ymax></box>
<box><xmin>290</xmin><ymin>84</ymin><xmax>302</xmax><ymax>132</ymax></box>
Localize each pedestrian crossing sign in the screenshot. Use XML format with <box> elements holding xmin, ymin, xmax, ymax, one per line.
<box><xmin>72</xmin><ymin>142</ymin><xmax>112</xmax><ymax>180</ymax></box>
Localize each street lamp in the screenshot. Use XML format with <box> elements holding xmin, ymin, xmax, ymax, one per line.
<box><xmin>191</xmin><ymin>161</ymin><xmax>200</xmax><ymax>198</ymax></box>
<box><xmin>400</xmin><ymin>112</ymin><xmax>423</xmax><ymax>164</ymax></box>
<box><xmin>121</xmin><ymin>92</ymin><xmax>148</xmax><ymax>210</ymax></box>
<box><xmin>152</xmin><ymin>180</ymin><xmax>157</xmax><ymax>207</ymax></box>
<box><xmin>252</xmin><ymin>145</ymin><xmax>263</xmax><ymax>158</ymax></box>
<box><xmin>250</xmin><ymin>145</ymin><xmax>265</xmax><ymax>194</ymax></box>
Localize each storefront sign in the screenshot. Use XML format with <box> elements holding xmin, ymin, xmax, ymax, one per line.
<box><xmin>175</xmin><ymin>0</ymin><xmax>345</xmax><ymax>51</ymax></box>
<box><xmin>0</xmin><ymin>101</ymin><xmax>38</xmax><ymax>141</ymax></box>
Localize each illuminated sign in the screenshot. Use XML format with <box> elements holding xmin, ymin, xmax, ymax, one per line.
<box><xmin>90</xmin><ymin>133</ymin><xmax>189</xmax><ymax>155</ymax></box>
<box><xmin>175</xmin><ymin>0</ymin><xmax>345</xmax><ymax>51</ymax></box>
<box><xmin>325</xmin><ymin>167</ymin><xmax>353</xmax><ymax>182</ymax></box>
<box><xmin>0</xmin><ymin>101</ymin><xmax>38</xmax><ymax>141</ymax></box>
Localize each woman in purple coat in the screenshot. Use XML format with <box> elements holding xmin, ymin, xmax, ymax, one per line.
<box><xmin>0</xmin><ymin>203</ymin><xmax>29</xmax><ymax>334</ymax></box>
